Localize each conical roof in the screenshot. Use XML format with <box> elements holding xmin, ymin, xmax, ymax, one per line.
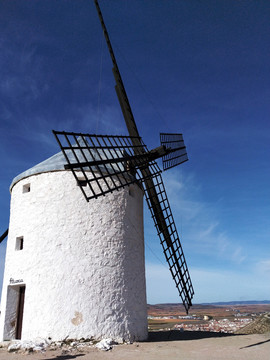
<box><xmin>10</xmin><ymin>138</ymin><xmax>126</xmax><ymax>191</ymax></box>
<box><xmin>10</xmin><ymin>149</ymin><xmax>69</xmax><ymax>191</ymax></box>
<box><xmin>10</xmin><ymin>136</ymin><xmax>95</xmax><ymax>190</ymax></box>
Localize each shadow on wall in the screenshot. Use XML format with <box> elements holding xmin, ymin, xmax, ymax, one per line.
<box><xmin>147</xmin><ymin>330</ymin><xmax>237</xmax><ymax>342</ymax></box>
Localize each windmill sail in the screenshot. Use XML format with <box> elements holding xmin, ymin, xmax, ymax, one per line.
<box><xmin>54</xmin><ymin>129</ymin><xmax>194</xmax><ymax>310</ymax></box>
<box><xmin>94</xmin><ymin>0</ymin><xmax>140</xmax><ymax>140</ymax></box>
<box><xmin>0</xmin><ymin>229</ymin><xmax>8</xmax><ymax>244</ymax></box>
<box><xmin>94</xmin><ymin>0</ymin><xmax>194</xmax><ymax>311</ymax></box>
<box><xmin>142</xmin><ymin>172</ymin><xmax>194</xmax><ymax>311</ymax></box>
<box><xmin>53</xmin><ymin>131</ymin><xmax>161</xmax><ymax>201</ymax></box>
<box><xmin>160</xmin><ymin>133</ymin><xmax>188</xmax><ymax>171</ymax></box>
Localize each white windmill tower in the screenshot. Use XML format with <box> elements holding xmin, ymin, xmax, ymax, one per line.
<box><xmin>0</xmin><ymin>0</ymin><xmax>194</xmax><ymax>342</ymax></box>
<box><xmin>0</xmin><ymin>143</ymin><xmax>147</xmax><ymax>341</ymax></box>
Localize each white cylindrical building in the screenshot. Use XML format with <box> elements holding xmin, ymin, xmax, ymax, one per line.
<box><xmin>0</xmin><ymin>150</ymin><xmax>148</xmax><ymax>342</ymax></box>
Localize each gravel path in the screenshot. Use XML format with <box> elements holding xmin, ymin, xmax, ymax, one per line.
<box><xmin>0</xmin><ymin>332</ymin><xmax>269</xmax><ymax>360</ymax></box>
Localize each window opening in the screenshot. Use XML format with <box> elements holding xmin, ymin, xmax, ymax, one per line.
<box><xmin>15</xmin><ymin>237</ymin><xmax>24</xmax><ymax>251</ymax></box>
<box><xmin>77</xmin><ymin>177</ymin><xmax>87</xmax><ymax>187</ymax></box>
<box><xmin>129</xmin><ymin>186</ymin><xmax>134</xmax><ymax>197</ymax></box>
<box><xmin>22</xmin><ymin>184</ymin><xmax>30</xmax><ymax>193</ymax></box>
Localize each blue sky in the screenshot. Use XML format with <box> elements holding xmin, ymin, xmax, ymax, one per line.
<box><xmin>0</xmin><ymin>0</ymin><xmax>269</xmax><ymax>304</ymax></box>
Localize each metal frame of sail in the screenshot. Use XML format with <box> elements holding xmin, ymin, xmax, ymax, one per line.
<box><xmin>94</xmin><ymin>0</ymin><xmax>194</xmax><ymax>311</ymax></box>
<box><xmin>53</xmin><ymin>131</ymin><xmax>161</xmax><ymax>201</ymax></box>
<box><xmin>160</xmin><ymin>133</ymin><xmax>189</xmax><ymax>171</ymax></box>
<box><xmin>143</xmin><ymin>172</ymin><xmax>194</xmax><ymax>311</ymax></box>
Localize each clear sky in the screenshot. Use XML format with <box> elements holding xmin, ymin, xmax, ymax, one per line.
<box><xmin>0</xmin><ymin>0</ymin><xmax>269</xmax><ymax>305</ymax></box>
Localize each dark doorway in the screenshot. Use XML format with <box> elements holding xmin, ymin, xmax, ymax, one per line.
<box><xmin>16</xmin><ymin>286</ymin><xmax>25</xmax><ymax>339</ymax></box>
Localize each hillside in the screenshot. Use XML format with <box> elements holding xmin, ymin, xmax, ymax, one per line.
<box><xmin>235</xmin><ymin>313</ymin><xmax>270</xmax><ymax>334</ymax></box>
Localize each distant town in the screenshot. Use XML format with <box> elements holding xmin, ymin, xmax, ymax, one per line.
<box><xmin>147</xmin><ymin>302</ymin><xmax>270</xmax><ymax>333</ymax></box>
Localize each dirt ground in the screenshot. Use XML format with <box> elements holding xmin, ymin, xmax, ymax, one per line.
<box><xmin>0</xmin><ymin>331</ymin><xmax>269</xmax><ymax>360</ymax></box>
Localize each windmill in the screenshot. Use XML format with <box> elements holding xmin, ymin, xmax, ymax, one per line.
<box><xmin>54</xmin><ymin>0</ymin><xmax>194</xmax><ymax>311</ymax></box>
<box><xmin>0</xmin><ymin>0</ymin><xmax>193</xmax><ymax>342</ymax></box>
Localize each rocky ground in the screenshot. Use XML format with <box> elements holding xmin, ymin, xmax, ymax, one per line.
<box><xmin>0</xmin><ymin>332</ymin><xmax>269</xmax><ymax>360</ymax></box>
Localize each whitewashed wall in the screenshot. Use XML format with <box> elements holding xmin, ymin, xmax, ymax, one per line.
<box><xmin>0</xmin><ymin>171</ymin><xmax>148</xmax><ymax>342</ymax></box>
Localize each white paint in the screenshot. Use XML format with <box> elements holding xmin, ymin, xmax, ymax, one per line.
<box><xmin>0</xmin><ymin>170</ymin><xmax>147</xmax><ymax>341</ymax></box>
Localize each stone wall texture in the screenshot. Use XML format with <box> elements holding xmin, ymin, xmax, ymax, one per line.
<box><xmin>0</xmin><ymin>171</ymin><xmax>148</xmax><ymax>342</ymax></box>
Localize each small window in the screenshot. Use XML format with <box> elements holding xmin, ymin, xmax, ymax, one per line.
<box><xmin>15</xmin><ymin>237</ymin><xmax>24</xmax><ymax>251</ymax></box>
<box><xmin>77</xmin><ymin>178</ymin><xmax>87</xmax><ymax>187</ymax></box>
<box><xmin>22</xmin><ymin>184</ymin><xmax>30</xmax><ymax>193</ymax></box>
<box><xmin>129</xmin><ymin>187</ymin><xmax>134</xmax><ymax>197</ymax></box>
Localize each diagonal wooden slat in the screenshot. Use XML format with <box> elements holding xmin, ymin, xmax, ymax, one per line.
<box><xmin>0</xmin><ymin>229</ymin><xmax>8</xmax><ymax>244</ymax></box>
